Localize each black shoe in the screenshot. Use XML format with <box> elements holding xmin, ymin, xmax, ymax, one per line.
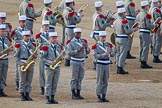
<box><xmin>77</xmin><ymin>90</ymin><xmax>84</xmax><ymax>99</ymax></box>
<box><xmin>46</xmin><ymin>96</ymin><xmax>51</xmax><ymax>104</ymax></box>
<box><xmin>51</xmin><ymin>95</ymin><xmax>58</xmax><ymax>104</ymax></box>
<box><xmin>117</xmin><ymin>66</ymin><xmax>129</xmax><ymax>74</ymax></box>
<box><xmin>41</xmin><ymin>87</ymin><xmax>44</xmax><ymax>95</ymax></box>
<box><xmin>64</xmin><ymin>59</ymin><xmax>70</xmax><ymax>66</ymax></box>
<box><xmin>102</xmin><ymin>94</ymin><xmax>109</xmax><ymax>102</ymax></box>
<box><xmin>0</xmin><ymin>89</ymin><xmax>7</xmax><ymax>97</ymax></box>
<box><xmin>153</xmin><ymin>56</ymin><xmax>162</xmax><ymax>63</ymax></box>
<box><xmin>71</xmin><ymin>90</ymin><xmax>80</xmax><ymax>100</ymax></box>
<box><xmin>97</xmin><ymin>95</ymin><xmax>103</xmax><ymax>102</ymax></box>
<box><xmin>140</xmin><ymin>61</ymin><xmax>153</xmax><ymax>69</ymax></box>
<box><xmin>20</xmin><ymin>93</ymin><xmax>26</xmax><ymax>101</ymax></box>
<box><xmin>126</xmin><ymin>51</ymin><xmax>136</xmax><ymax>59</ymax></box>
<box><xmin>16</xmin><ymin>81</ymin><xmax>19</xmax><ymax>91</ymax></box>
<box><xmin>25</xmin><ymin>93</ymin><xmax>33</xmax><ymax>101</ymax></box>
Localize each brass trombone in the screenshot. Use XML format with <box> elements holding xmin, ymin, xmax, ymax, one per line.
<box><xmin>77</xmin><ymin>4</ymin><xmax>88</xmax><ymax>13</ymax></box>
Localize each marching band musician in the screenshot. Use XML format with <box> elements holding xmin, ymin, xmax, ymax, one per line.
<box><xmin>19</xmin><ymin>0</ymin><xmax>42</xmax><ymax>30</ymax></box>
<box><xmin>124</xmin><ymin>0</ymin><xmax>137</xmax><ymax>59</ymax></box>
<box><xmin>113</xmin><ymin>8</ymin><xmax>138</xmax><ymax>74</ymax></box>
<box><xmin>92</xmin><ymin>1</ymin><xmax>114</xmax><ymax>70</ymax></box>
<box><xmin>149</xmin><ymin>0</ymin><xmax>162</xmax><ymax>63</ymax></box>
<box><xmin>42</xmin><ymin>0</ymin><xmax>62</xmax><ymax>32</ymax></box>
<box><xmin>63</xmin><ymin>0</ymin><xmax>83</xmax><ymax>66</ymax></box>
<box><xmin>35</xmin><ymin>20</ymin><xmax>49</xmax><ymax>95</ymax></box>
<box><xmin>136</xmin><ymin>1</ymin><xmax>156</xmax><ymax>68</ymax></box>
<box><xmin>11</xmin><ymin>15</ymin><xmax>29</xmax><ymax>91</ymax></box>
<box><xmin>0</xmin><ymin>24</ymin><xmax>12</xmax><ymax>97</ymax></box>
<box><xmin>14</xmin><ymin>30</ymin><xmax>36</xmax><ymax>101</ymax></box>
<box><xmin>41</xmin><ymin>32</ymin><xmax>63</xmax><ymax>104</ymax></box>
<box><xmin>0</xmin><ymin>12</ymin><xmax>12</xmax><ymax>39</ymax></box>
<box><xmin>92</xmin><ymin>31</ymin><xmax>114</xmax><ymax>102</ymax></box>
<box><xmin>67</xmin><ymin>28</ymin><xmax>90</xmax><ymax>100</ymax></box>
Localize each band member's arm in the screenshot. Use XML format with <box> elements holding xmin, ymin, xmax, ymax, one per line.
<box><xmin>41</xmin><ymin>45</ymin><xmax>51</xmax><ymax>65</ymax></box>
<box><xmin>97</xmin><ymin>15</ymin><xmax>112</xmax><ymax>29</ymax></box>
<box><xmin>68</xmin><ymin>11</ymin><xmax>82</xmax><ymax>24</ymax></box>
<box><xmin>122</xmin><ymin>20</ymin><xmax>134</xmax><ymax>35</ymax></box>
<box><xmin>128</xmin><ymin>2</ymin><xmax>136</xmax><ymax>16</ymax></box>
<box><xmin>93</xmin><ymin>44</ymin><xmax>109</xmax><ymax>59</ymax></box>
<box><xmin>27</xmin><ymin>3</ymin><xmax>41</xmax><ymax>18</ymax></box>
<box><xmin>145</xmin><ymin>14</ymin><xmax>154</xmax><ymax>29</ymax></box>
<box><xmin>46</xmin><ymin>11</ymin><xmax>61</xmax><ymax>24</ymax></box>
<box><xmin>14</xmin><ymin>43</ymin><xmax>21</xmax><ymax>64</ymax></box>
<box><xmin>67</xmin><ymin>43</ymin><xmax>78</xmax><ymax>56</ymax></box>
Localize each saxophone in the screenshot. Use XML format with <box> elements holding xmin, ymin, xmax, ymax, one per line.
<box><xmin>20</xmin><ymin>44</ymin><xmax>41</xmax><ymax>72</ymax></box>
<box><xmin>49</xmin><ymin>46</ymin><xmax>65</xmax><ymax>70</ymax></box>
<box><xmin>0</xmin><ymin>45</ymin><xmax>13</xmax><ymax>59</ymax></box>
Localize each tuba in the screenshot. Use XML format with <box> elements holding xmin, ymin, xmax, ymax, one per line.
<box><xmin>0</xmin><ymin>45</ymin><xmax>13</xmax><ymax>59</ymax></box>
<box><xmin>20</xmin><ymin>44</ymin><xmax>41</xmax><ymax>72</ymax></box>
<box><xmin>50</xmin><ymin>46</ymin><xmax>65</xmax><ymax>70</ymax></box>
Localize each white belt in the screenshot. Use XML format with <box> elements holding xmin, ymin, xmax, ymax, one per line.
<box><xmin>126</xmin><ymin>16</ymin><xmax>136</xmax><ymax>20</ymax></box>
<box><xmin>26</xmin><ymin>17</ymin><xmax>33</xmax><ymax>20</ymax></box>
<box><xmin>1</xmin><ymin>55</ymin><xmax>8</xmax><ymax>60</ymax></box>
<box><xmin>49</xmin><ymin>25</ymin><xmax>55</xmax><ymax>28</ymax></box>
<box><xmin>117</xmin><ymin>34</ymin><xmax>128</xmax><ymax>37</ymax></box>
<box><xmin>66</xmin><ymin>25</ymin><xmax>76</xmax><ymax>28</ymax></box>
<box><xmin>97</xmin><ymin>60</ymin><xmax>110</xmax><ymax>64</ymax></box>
<box><xmin>20</xmin><ymin>60</ymin><xmax>26</xmax><ymax>62</ymax></box>
<box><xmin>139</xmin><ymin>29</ymin><xmax>150</xmax><ymax>33</ymax></box>
<box><xmin>71</xmin><ymin>57</ymin><xmax>85</xmax><ymax>62</ymax></box>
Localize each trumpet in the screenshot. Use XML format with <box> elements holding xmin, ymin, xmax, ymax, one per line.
<box><xmin>21</xmin><ymin>44</ymin><xmax>41</xmax><ymax>72</ymax></box>
<box><xmin>50</xmin><ymin>46</ymin><xmax>65</xmax><ymax>70</ymax></box>
<box><xmin>0</xmin><ymin>45</ymin><xmax>13</xmax><ymax>59</ymax></box>
<box><xmin>77</xmin><ymin>4</ymin><xmax>88</xmax><ymax>13</ymax></box>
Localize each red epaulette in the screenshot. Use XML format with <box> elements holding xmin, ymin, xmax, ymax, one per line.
<box><xmin>28</xmin><ymin>3</ymin><xmax>34</xmax><ymax>8</ymax></box>
<box><xmin>35</xmin><ymin>33</ymin><xmax>40</xmax><ymax>39</ymax></box>
<box><xmin>146</xmin><ymin>14</ymin><xmax>152</xmax><ymax>19</ymax></box>
<box><xmin>122</xmin><ymin>20</ymin><xmax>128</xmax><ymax>24</ymax></box>
<box><xmin>98</xmin><ymin>14</ymin><xmax>105</xmax><ymax>19</ymax></box>
<box><xmin>83</xmin><ymin>39</ymin><xmax>88</xmax><ymax>43</ymax></box>
<box><xmin>46</xmin><ymin>11</ymin><xmax>53</xmax><ymax>16</ymax></box>
<box><xmin>68</xmin><ymin>11</ymin><xmax>75</xmax><ymax>17</ymax></box>
<box><xmin>108</xmin><ymin>43</ymin><xmax>113</xmax><ymax>48</ymax></box>
<box><xmin>91</xmin><ymin>44</ymin><xmax>97</xmax><ymax>50</ymax></box>
<box><xmin>41</xmin><ymin>46</ymin><xmax>48</xmax><ymax>51</ymax></box>
<box><xmin>11</xmin><ymin>30</ymin><xmax>15</xmax><ymax>37</ymax></box>
<box><xmin>130</xmin><ymin>2</ymin><xmax>135</xmax><ymax>7</ymax></box>
<box><xmin>15</xmin><ymin>43</ymin><xmax>21</xmax><ymax>48</ymax></box>
<box><xmin>155</xmin><ymin>8</ymin><xmax>161</xmax><ymax>13</ymax></box>
<box><xmin>66</xmin><ymin>39</ymin><xmax>71</xmax><ymax>45</ymax></box>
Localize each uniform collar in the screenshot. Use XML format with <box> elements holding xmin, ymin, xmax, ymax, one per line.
<box><xmin>98</xmin><ymin>41</ymin><xmax>105</xmax><ymax>46</ymax></box>
<box><xmin>23</xmin><ymin>40</ymin><xmax>29</xmax><ymax>46</ymax></box>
